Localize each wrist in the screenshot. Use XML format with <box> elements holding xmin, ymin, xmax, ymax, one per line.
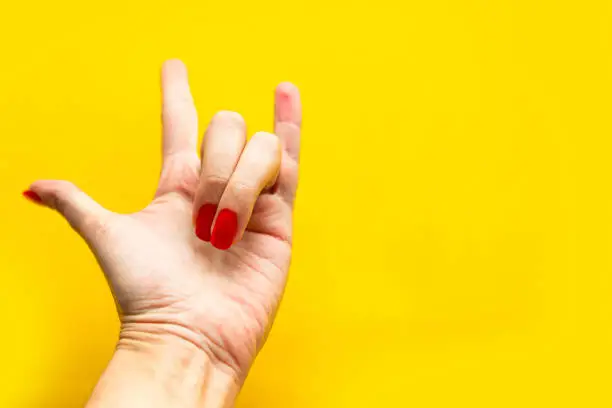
<box><xmin>87</xmin><ymin>325</ymin><xmax>240</xmax><ymax>408</ymax></box>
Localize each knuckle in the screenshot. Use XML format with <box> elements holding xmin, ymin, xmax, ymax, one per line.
<box><xmin>48</xmin><ymin>182</ymin><xmax>79</xmax><ymax>212</ymax></box>
<box><xmin>230</xmin><ymin>180</ymin><xmax>258</xmax><ymax>198</ymax></box>
<box><xmin>213</xmin><ymin>111</ymin><xmax>245</xmax><ymax>128</ymax></box>
<box><xmin>158</xmin><ymin>157</ymin><xmax>200</xmax><ymax>199</ymax></box>
<box><xmin>166</xmin><ymin>92</ymin><xmax>193</xmax><ymax>106</ymax></box>
<box><xmin>251</xmin><ymin>132</ymin><xmax>280</xmax><ymax>153</ymax></box>
<box><xmin>252</xmin><ymin>131</ymin><xmax>278</xmax><ymax>144</ymax></box>
<box><xmin>49</xmin><ymin>194</ymin><xmax>65</xmax><ymax>214</ymax></box>
<box><xmin>81</xmin><ymin>215</ymin><xmax>111</xmax><ymax>239</ymax></box>
<box><xmin>202</xmin><ymin>174</ymin><xmax>230</xmax><ymax>190</ymax></box>
<box><xmin>53</xmin><ymin>180</ymin><xmax>78</xmax><ymax>190</ymax></box>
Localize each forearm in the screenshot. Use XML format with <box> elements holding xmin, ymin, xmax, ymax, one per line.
<box><xmin>86</xmin><ymin>331</ymin><xmax>239</xmax><ymax>408</ymax></box>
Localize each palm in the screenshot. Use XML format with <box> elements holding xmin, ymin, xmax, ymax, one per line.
<box><xmin>27</xmin><ymin>60</ymin><xmax>302</xmax><ymax>382</ymax></box>
<box><xmin>92</xmin><ymin>190</ymin><xmax>290</xmax><ymax>377</ymax></box>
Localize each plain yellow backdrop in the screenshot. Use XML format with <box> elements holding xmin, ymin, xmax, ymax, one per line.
<box><xmin>1</xmin><ymin>0</ymin><xmax>612</xmax><ymax>406</ymax></box>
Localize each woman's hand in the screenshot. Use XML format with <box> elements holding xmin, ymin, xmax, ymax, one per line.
<box><xmin>25</xmin><ymin>60</ymin><xmax>302</xmax><ymax>407</ymax></box>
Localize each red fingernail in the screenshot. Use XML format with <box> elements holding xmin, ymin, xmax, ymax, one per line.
<box><xmin>23</xmin><ymin>190</ymin><xmax>43</xmax><ymax>205</ymax></box>
<box><xmin>211</xmin><ymin>209</ymin><xmax>238</xmax><ymax>250</ymax></box>
<box><xmin>195</xmin><ymin>203</ymin><xmax>218</xmax><ymax>242</ymax></box>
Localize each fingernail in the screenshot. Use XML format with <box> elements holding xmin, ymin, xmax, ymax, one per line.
<box><xmin>195</xmin><ymin>203</ymin><xmax>218</xmax><ymax>242</ymax></box>
<box><xmin>23</xmin><ymin>190</ymin><xmax>43</xmax><ymax>205</ymax></box>
<box><xmin>211</xmin><ymin>209</ymin><xmax>238</xmax><ymax>250</ymax></box>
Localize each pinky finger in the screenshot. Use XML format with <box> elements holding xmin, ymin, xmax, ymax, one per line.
<box><xmin>274</xmin><ymin>82</ymin><xmax>302</xmax><ymax>206</ymax></box>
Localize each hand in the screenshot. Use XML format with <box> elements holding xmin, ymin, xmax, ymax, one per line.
<box><xmin>25</xmin><ymin>60</ymin><xmax>302</xmax><ymax>387</ymax></box>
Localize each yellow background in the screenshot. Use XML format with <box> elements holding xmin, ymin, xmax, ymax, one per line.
<box><xmin>1</xmin><ymin>0</ymin><xmax>611</xmax><ymax>406</ymax></box>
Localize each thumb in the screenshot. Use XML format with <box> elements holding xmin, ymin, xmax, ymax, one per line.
<box><xmin>24</xmin><ymin>180</ymin><xmax>113</xmax><ymax>243</ymax></box>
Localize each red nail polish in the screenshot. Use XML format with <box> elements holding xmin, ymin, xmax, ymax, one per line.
<box><xmin>195</xmin><ymin>203</ymin><xmax>218</xmax><ymax>242</ymax></box>
<box><xmin>23</xmin><ymin>190</ymin><xmax>43</xmax><ymax>205</ymax></box>
<box><xmin>211</xmin><ymin>209</ymin><xmax>238</xmax><ymax>250</ymax></box>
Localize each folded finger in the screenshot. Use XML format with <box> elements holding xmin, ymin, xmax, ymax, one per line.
<box><xmin>210</xmin><ymin>132</ymin><xmax>281</xmax><ymax>250</ymax></box>
<box><xmin>193</xmin><ymin>111</ymin><xmax>247</xmax><ymax>241</ymax></box>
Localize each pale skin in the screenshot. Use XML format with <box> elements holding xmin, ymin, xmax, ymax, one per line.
<box><xmin>25</xmin><ymin>59</ymin><xmax>302</xmax><ymax>407</ymax></box>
